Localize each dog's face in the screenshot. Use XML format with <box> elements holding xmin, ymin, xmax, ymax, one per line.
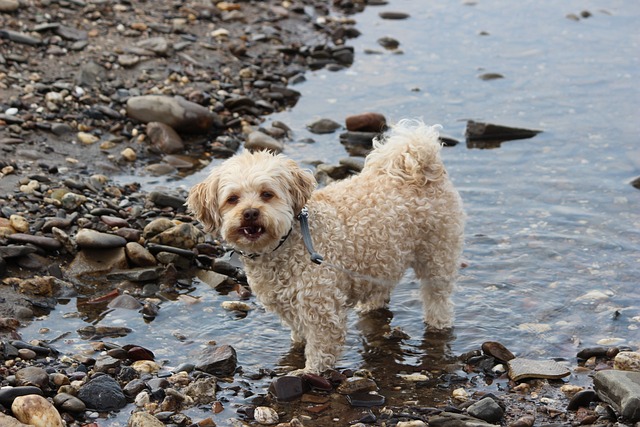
<box><xmin>187</xmin><ymin>150</ymin><xmax>316</xmax><ymax>254</ymax></box>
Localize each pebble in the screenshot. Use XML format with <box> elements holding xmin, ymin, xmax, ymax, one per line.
<box><xmin>146</xmin><ymin>121</ymin><xmax>185</xmax><ymax>154</ymax></box>
<box><xmin>345</xmin><ymin>112</ymin><xmax>387</xmax><ymax>132</ymax></box>
<box><xmin>307</xmin><ymin>118</ymin><xmax>341</xmax><ymax>134</ymax></box>
<box><xmin>379</xmin><ymin>11</ymin><xmax>410</xmax><ymax>20</ymax></box>
<box><xmin>9</xmin><ymin>215</ymin><xmax>29</xmax><ymax>233</ymax></box>
<box><xmin>121</xmin><ymin>147</ymin><xmax>137</xmax><ymax>161</ymax></box>
<box><xmin>467</xmin><ymin>397</ymin><xmax>504</xmax><ymax>423</ymax></box>
<box><xmin>125</xmin><ymin>242</ymin><xmax>157</xmax><ymax>267</ymax></box>
<box><xmin>254</xmin><ymin>406</ymin><xmax>279</xmax><ymax>425</ymax></box>
<box><xmin>77</xmin><ymin>132</ymin><xmax>100</xmax><ymax>144</ymax></box>
<box><xmin>0</xmin><ymin>0</ymin><xmax>20</xmax><ymax>12</ymax></box>
<box><xmin>128</xmin><ymin>411</ymin><xmax>165</xmax><ymax>427</ymax></box>
<box><xmin>245</xmin><ymin>130</ymin><xmax>285</xmax><ymax>153</ymax></box>
<box><xmin>7</xmin><ymin>233</ymin><xmax>61</xmax><ymax>250</ymax></box>
<box><xmin>614</xmin><ymin>351</ymin><xmax>640</xmax><ymax>371</ymax></box>
<box><xmin>11</xmin><ymin>394</ymin><xmax>64</xmax><ymax>427</ymax></box>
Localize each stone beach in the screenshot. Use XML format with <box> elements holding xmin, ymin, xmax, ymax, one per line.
<box><xmin>2</xmin><ymin>0</ymin><xmax>640</xmax><ymax>426</ymax></box>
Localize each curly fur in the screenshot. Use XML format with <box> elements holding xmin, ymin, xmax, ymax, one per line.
<box><xmin>187</xmin><ymin>120</ymin><xmax>465</xmax><ymax>373</ymax></box>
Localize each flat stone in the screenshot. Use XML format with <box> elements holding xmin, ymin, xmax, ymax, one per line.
<box><xmin>507</xmin><ymin>357</ymin><xmax>571</xmax><ymax>381</ymax></box>
<box><xmin>75</xmin><ymin>229</ymin><xmax>127</xmax><ymax>249</ymax></box>
<box><xmin>148</xmin><ymin>191</ymin><xmax>186</xmax><ymax>209</ymax></box>
<box><xmin>346</xmin><ymin>392</ymin><xmax>385</xmax><ymax>407</ymax></box>
<box><xmin>7</xmin><ymin>233</ymin><xmax>61</xmax><ymax>250</ymax></box>
<box><xmin>106</xmin><ymin>266</ymin><xmax>163</xmax><ymax>282</ymax></box>
<box><xmin>429</xmin><ymin>412</ymin><xmax>495</xmax><ymax>427</ymax></box>
<box><xmin>594</xmin><ymin>370</ymin><xmax>640</xmax><ymax>422</ymax></box>
<box><xmin>0</xmin><ymin>245</ymin><xmax>37</xmax><ymax>258</ymax></box>
<box><xmin>269</xmin><ymin>376</ymin><xmax>305</xmax><ymax>402</ymax></box>
<box><xmin>482</xmin><ymin>341</ymin><xmax>516</xmax><ymax>362</ymax></box>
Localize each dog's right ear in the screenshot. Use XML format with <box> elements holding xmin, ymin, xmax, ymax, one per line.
<box><xmin>186</xmin><ymin>177</ymin><xmax>221</xmax><ymax>233</ymax></box>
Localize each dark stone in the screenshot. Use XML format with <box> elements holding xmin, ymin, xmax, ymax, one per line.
<box><xmin>0</xmin><ymin>386</ymin><xmax>44</xmax><ymax>407</ymax></box>
<box><xmin>465</xmin><ymin>120</ymin><xmax>542</xmax><ymax>149</ymax></box>
<box><xmin>346</xmin><ymin>392</ymin><xmax>385</xmax><ymax>407</ymax></box>
<box><xmin>577</xmin><ymin>346</ymin><xmax>610</xmax><ymax>360</ymax></box>
<box><xmin>301</xmin><ymin>373</ymin><xmax>333</xmax><ymax>391</ymax></box>
<box><xmin>148</xmin><ymin>191</ymin><xmax>186</xmax><ymax>209</ymax></box>
<box><xmin>467</xmin><ymin>397</ymin><xmax>504</xmax><ymax>423</ymax></box>
<box><xmin>481</xmin><ymin>341</ymin><xmax>515</xmax><ymax>362</ymax></box>
<box><xmin>195</xmin><ymin>344</ymin><xmax>237</xmax><ymax>376</ymax></box>
<box><xmin>7</xmin><ymin>233</ymin><xmax>61</xmax><ymax>250</ymax></box>
<box><xmin>77</xmin><ymin>374</ymin><xmax>127</xmax><ymax>411</ymax></box>
<box><xmin>567</xmin><ymin>389</ymin><xmax>597</xmax><ymax>411</ymax></box>
<box><xmin>269</xmin><ymin>376</ymin><xmax>305</xmax><ymax>402</ymax></box>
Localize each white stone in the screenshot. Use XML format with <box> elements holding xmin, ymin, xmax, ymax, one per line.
<box><xmin>11</xmin><ymin>394</ymin><xmax>64</xmax><ymax>427</ymax></box>
<box><xmin>254</xmin><ymin>406</ymin><xmax>279</xmax><ymax>425</ymax></box>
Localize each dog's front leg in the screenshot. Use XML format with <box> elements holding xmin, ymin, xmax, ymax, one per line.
<box><xmin>295</xmin><ymin>294</ymin><xmax>348</xmax><ymax>373</ymax></box>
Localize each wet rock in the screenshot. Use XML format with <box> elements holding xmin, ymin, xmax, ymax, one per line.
<box><xmin>577</xmin><ymin>346</ymin><xmax>612</xmax><ymax>360</ymax></box>
<box><xmin>77</xmin><ymin>325</ymin><xmax>133</xmax><ymax>340</ymax></box>
<box><xmin>67</xmin><ymin>247</ymin><xmax>128</xmax><ymax>278</ymax></box>
<box><xmin>467</xmin><ymin>397</ymin><xmax>504</xmax><ymax>423</ymax></box>
<box><xmin>182</xmin><ymin>376</ymin><xmax>217</xmax><ymax>404</ymax></box>
<box><xmin>566</xmin><ymin>389</ymin><xmax>596</xmax><ymax>410</ymax></box>
<box><xmin>78</xmin><ymin>374</ymin><xmax>127</xmax><ymax>411</ymax></box>
<box><xmin>143</xmin><ymin>218</ymin><xmax>175</xmax><ymax>239</ymax></box>
<box><xmin>338</xmin><ymin>157</ymin><xmax>365</xmax><ymax>173</ymax></box>
<box><xmin>148</xmin><ymin>222</ymin><xmax>204</xmax><ymax>249</ymax></box>
<box><xmin>269</xmin><ymin>376</ymin><xmax>305</xmax><ymax>402</ymax></box>
<box><xmin>146</xmin><ymin>122</ymin><xmax>185</xmax><ymax>154</ymax></box>
<box><xmin>94</xmin><ymin>355</ymin><xmax>122</xmax><ymax>373</ymax></box>
<box><xmin>125</xmin><ymin>242</ymin><xmax>157</xmax><ymax>267</ymax></box>
<box><xmin>128</xmin><ymin>411</ymin><xmax>165</xmax><ymax>427</ymax></box>
<box><xmin>379</xmin><ymin>11</ymin><xmax>410</xmax><ymax>20</ymax></box>
<box><xmin>0</xmin><ymin>386</ymin><xmax>44</xmax><ymax>406</ymax></box>
<box><xmin>245</xmin><ymin>130</ymin><xmax>285</xmax><ymax>153</ymax></box>
<box><xmin>465</xmin><ymin>120</ymin><xmax>542</xmax><ymax>148</ymax></box>
<box><xmin>507</xmin><ymin>357</ymin><xmax>570</xmax><ymax>381</ymax></box>
<box><xmin>631</xmin><ymin>176</ymin><xmax>640</xmax><ymax>190</ymax></box>
<box><xmin>195</xmin><ymin>344</ymin><xmax>237</xmax><ymax>376</ymax></box>
<box><xmin>478</xmin><ymin>72</ymin><xmax>504</xmax><ymax>81</ymax></box>
<box><xmin>345</xmin><ymin>112</ymin><xmax>387</xmax><ymax>132</ymax></box>
<box><xmin>339</xmin><ymin>131</ymin><xmax>378</xmax><ymax>155</ymax></box>
<box><xmin>346</xmin><ymin>392</ymin><xmax>385</xmax><ymax>407</ymax></box>
<box><xmin>429</xmin><ymin>412</ymin><xmax>494</xmax><ymax>426</ymax></box>
<box><xmin>126</xmin><ymin>95</ymin><xmax>220</xmax><ymax>134</ymax></box>
<box><xmin>0</xmin><ymin>245</ymin><xmax>36</xmax><ymax>259</ymax></box>
<box><xmin>52</xmin><ymin>392</ymin><xmax>86</xmax><ymax>412</ymax></box>
<box><xmin>307</xmin><ymin>118</ymin><xmax>341</xmax><ymax>134</ymax></box>
<box><xmin>148</xmin><ymin>191</ymin><xmax>186</xmax><ymax>209</ymax></box>
<box><xmin>11</xmin><ymin>394</ymin><xmax>64</xmax><ymax>427</ymax></box>
<box><xmin>254</xmin><ymin>406</ymin><xmax>279</xmax><ymax>425</ymax></box>
<box><xmin>507</xmin><ymin>415</ymin><xmax>535</xmax><ymax>427</ymax></box>
<box><xmin>15</xmin><ymin>366</ymin><xmax>49</xmax><ymax>388</ymax></box>
<box><xmin>377</xmin><ymin>36</ymin><xmax>399</xmax><ymax>50</ymax></box>
<box><xmin>76</xmin><ymin>229</ymin><xmax>127</xmax><ymax>249</ymax></box>
<box><xmin>614</xmin><ymin>351</ymin><xmax>640</xmax><ymax>371</ymax></box>
<box><xmin>301</xmin><ymin>373</ymin><xmax>332</xmax><ymax>391</ymax></box>
<box><xmin>221</xmin><ymin>301</ymin><xmax>251</xmax><ymax>312</ymax></box>
<box><xmin>337</xmin><ymin>376</ymin><xmax>377</xmax><ymax>394</ymax></box>
<box><xmin>106</xmin><ymin>267</ymin><xmax>163</xmax><ymax>282</ymax></box>
<box><xmin>481</xmin><ymin>341</ymin><xmax>515</xmax><ymax>362</ymax></box>
<box><xmin>7</xmin><ymin>233</ymin><xmax>62</xmax><ymax>251</ymax></box>
<box><xmin>594</xmin><ymin>370</ymin><xmax>640</xmax><ymax>422</ymax></box>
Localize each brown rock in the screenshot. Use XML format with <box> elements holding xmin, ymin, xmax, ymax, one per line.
<box><xmin>345</xmin><ymin>112</ymin><xmax>387</xmax><ymax>132</ymax></box>
<box><xmin>146</xmin><ymin>122</ymin><xmax>185</xmax><ymax>154</ymax></box>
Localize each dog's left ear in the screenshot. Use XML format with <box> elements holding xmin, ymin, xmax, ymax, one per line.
<box><xmin>286</xmin><ymin>159</ymin><xmax>316</xmax><ymax>214</ymax></box>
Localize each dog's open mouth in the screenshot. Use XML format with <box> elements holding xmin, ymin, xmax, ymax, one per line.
<box><xmin>238</xmin><ymin>226</ymin><xmax>264</xmax><ymax>241</ymax></box>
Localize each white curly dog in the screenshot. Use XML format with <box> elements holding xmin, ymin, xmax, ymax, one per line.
<box><xmin>187</xmin><ymin>120</ymin><xmax>465</xmax><ymax>373</ymax></box>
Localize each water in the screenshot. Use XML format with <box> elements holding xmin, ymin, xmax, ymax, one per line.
<box><xmin>22</xmin><ymin>0</ymin><xmax>640</xmax><ymax>424</ymax></box>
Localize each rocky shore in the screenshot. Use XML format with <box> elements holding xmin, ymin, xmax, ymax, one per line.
<box><xmin>1</xmin><ymin>0</ymin><xmax>640</xmax><ymax>426</ymax></box>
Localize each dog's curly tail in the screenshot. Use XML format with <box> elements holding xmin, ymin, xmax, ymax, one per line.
<box><xmin>367</xmin><ymin>119</ymin><xmax>445</xmax><ymax>185</ymax></box>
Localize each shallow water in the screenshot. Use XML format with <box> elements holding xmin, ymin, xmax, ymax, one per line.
<box><xmin>22</xmin><ymin>0</ymin><xmax>640</xmax><ymax>424</ymax></box>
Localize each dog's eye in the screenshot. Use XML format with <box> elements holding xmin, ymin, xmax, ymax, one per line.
<box><xmin>261</xmin><ymin>191</ymin><xmax>274</xmax><ymax>201</ymax></box>
<box><xmin>227</xmin><ymin>195</ymin><xmax>239</xmax><ymax>205</ymax></box>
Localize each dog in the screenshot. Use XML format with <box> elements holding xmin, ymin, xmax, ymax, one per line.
<box><xmin>187</xmin><ymin>120</ymin><xmax>465</xmax><ymax>373</ymax></box>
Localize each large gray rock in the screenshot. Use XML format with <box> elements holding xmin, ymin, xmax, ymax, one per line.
<box><xmin>467</xmin><ymin>397</ymin><xmax>504</xmax><ymax>423</ymax></box>
<box><xmin>77</xmin><ymin>374</ymin><xmax>127</xmax><ymax>411</ymax></box>
<box><xmin>594</xmin><ymin>370</ymin><xmax>640</xmax><ymax>422</ymax></box>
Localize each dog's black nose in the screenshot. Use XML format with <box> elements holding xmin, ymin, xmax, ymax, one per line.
<box><xmin>242</xmin><ymin>208</ymin><xmax>260</xmax><ymax>222</ymax></box>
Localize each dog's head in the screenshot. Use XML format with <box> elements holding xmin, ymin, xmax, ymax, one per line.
<box><xmin>187</xmin><ymin>150</ymin><xmax>316</xmax><ymax>255</ymax></box>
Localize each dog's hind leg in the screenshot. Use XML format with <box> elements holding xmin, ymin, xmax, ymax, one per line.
<box><xmin>412</xmin><ymin>223</ymin><xmax>463</xmax><ymax>330</ymax></box>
